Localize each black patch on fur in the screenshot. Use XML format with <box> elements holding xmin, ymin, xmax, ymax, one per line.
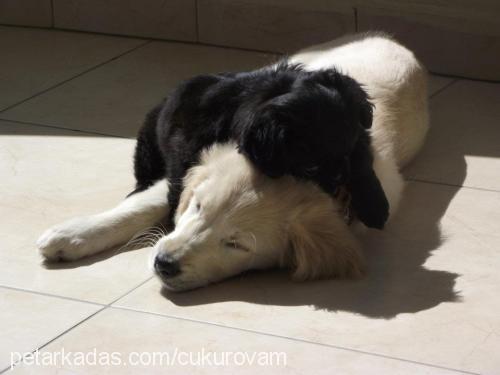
<box><xmin>131</xmin><ymin>61</ymin><xmax>389</xmax><ymax>228</ymax></box>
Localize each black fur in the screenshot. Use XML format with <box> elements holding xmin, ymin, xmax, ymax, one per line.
<box><xmin>133</xmin><ymin>61</ymin><xmax>389</xmax><ymax>228</ymax></box>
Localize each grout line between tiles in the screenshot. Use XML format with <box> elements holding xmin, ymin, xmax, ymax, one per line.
<box><xmin>0</xmin><ymin>23</ymin><xmax>280</xmax><ymax>56</ymax></box>
<box><xmin>0</xmin><ymin>284</ymin><xmax>105</xmax><ymax>307</ymax></box>
<box><xmin>58</xmin><ymin>27</ymin><xmax>281</xmax><ymax>56</ymax></box>
<box><xmin>0</xmin><ymin>275</ymin><xmax>154</xmax><ymax>310</ymax></box>
<box><xmin>0</xmin><ymin>118</ymin><xmax>131</xmax><ymax>139</ymax></box>
<box><xmin>0</xmin><ymin>279</ymin><xmax>479</xmax><ymax>375</ymax></box>
<box><xmin>0</xmin><ymin>271</ymin><xmax>477</xmax><ymax>374</ymax></box>
<box><xmin>406</xmin><ymin>177</ymin><xmax>500</xmax><ymax>194</ymax></box>
<box><xmin>0</xmin><ymin>306</ymin><xmax>107</xmax><ymax>374</ymax></box>
<box><xmin>0</xmin><ymin>40</ymin><xmax>152</xmax><ymax>115</ymax></box>
<box><xmin>1</xmin><ymin>276</ymin><xmax>155</xmax><ymax>374</ymax></box>
<box><xmin>430</xmin><ymin>79</ymin><xmax>459</xmax><ymax>99</ymax></box>
<box><xmin>107</xmin><ymin>276</ymin><xmax>155</xmax><ymax>305</ymax></box>
<box><xmin>108</xmin><ymin>305</ymin><xmax>478</xmax><ymax>375</ymax></box>
<box><xmin>1</xmin><ymin>24</ymin><xmax>500</xmax><ymax>85</ymax></box>
<box><xmin>427</xmin><ymin>71</ymin><xmax>500</xmax><ymax>84</ymax></box>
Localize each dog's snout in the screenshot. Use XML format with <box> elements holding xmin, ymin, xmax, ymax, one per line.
<box><xmin>154</xmin><ymin>254</ymin><xmax>181</xmax><ymax>278</ymax></box>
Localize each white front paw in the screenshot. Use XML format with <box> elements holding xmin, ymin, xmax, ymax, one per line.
<box><xmin>37</xmin><ymin>216</ymin><xmax>98</xmax><ymax>261</ymax></box>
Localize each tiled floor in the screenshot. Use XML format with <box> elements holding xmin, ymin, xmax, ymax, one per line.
<box><xmin>1</xmin><ymin>25</ymin><xmax>499</xmax><ymax>374</ymax></box>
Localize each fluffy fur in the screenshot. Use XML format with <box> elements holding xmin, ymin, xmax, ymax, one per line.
<box><xmin>37</xmin><ymin>32</ymin><xmax>429</xmax><ymax>292</ymax></box>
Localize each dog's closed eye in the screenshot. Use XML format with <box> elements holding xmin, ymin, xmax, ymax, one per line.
<box><xmin>222</xmin><ymin>238</ymin><xmax>249</xmax><ymax>252</ymax></box>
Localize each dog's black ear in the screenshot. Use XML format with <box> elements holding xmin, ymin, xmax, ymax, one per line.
<box><xmin>348</xmin><ymin>133</ymin><xmax>389</xmax><ymax>229</ymax></box>
<box><xmin>237</xmin><ymin>104</ymin><xmax>290</xmax><ymax>178</ymax></box>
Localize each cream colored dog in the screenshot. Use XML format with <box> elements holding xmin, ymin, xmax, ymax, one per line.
<box><xmin>37</xmin><ymin>33</ymin><xmax>429</xmax><ymax>291</ymax></box>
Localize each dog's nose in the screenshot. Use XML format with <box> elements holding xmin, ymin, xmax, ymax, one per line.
<box><xmin>154</xmin><ymin>255</ymin><xmax>181</xmax><ymax>278</ymax></box>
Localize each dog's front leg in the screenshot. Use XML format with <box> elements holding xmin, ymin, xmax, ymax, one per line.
<box><xmin>37</xmin><ymin>179</ymin><xmax>169</xmax><ymax>261</ymax></box>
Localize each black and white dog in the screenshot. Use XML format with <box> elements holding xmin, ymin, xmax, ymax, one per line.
<box><xmin>38</xmin><ymin>33</ymin><xmax>429</xmax><ymax>291</ymax></box>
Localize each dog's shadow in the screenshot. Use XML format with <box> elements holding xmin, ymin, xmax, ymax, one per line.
<box><xmin>163</xmin><ymin>159</ymin><xmax>465</xmax><ymax>319</ymax></box>
<box><xmin>41</xmin><ymin>245</ymin><xmax>139</xmax><ymax>269</ymax></box>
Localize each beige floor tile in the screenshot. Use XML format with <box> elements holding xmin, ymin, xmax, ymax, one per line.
<box><xmin>9</xmin><ymin>308</ymin><xmax>462</xmax><ymax>374</ymax></box>
<box><xmin>0</xmin><ymin>121</ymin><xmax>154</xmax><ymax>304</ymax></box>
<box><xmin>0</xmin><ymin>26</ymin><xmax>144</xmax><ymax>112</ymax></box>
<box><xmin>115</xmin><ymin>181</ymin><xmax>500</xmax><ymax>374</ymax></box>
<box><xmin>406</xmin><ymin>80</ymin><xmax>500</xmax><ymax>191</ymax></box>
<box><xmin>54</xmin><ymin>0</ymin><xmax>196</xmax><ymax>42</ymax></box>
<box><xmin>428</xmin><ymin>75</ymin><xmax>454</xmax><ymax>96</ymax></box>
<box><xmin>0</xmin><ymin>287</ymin><xmax>100</xmax><ymax>371</ymax></box>
<box><xmin>0</xmin><ymin>41</ymin><xmax>276</xmax><ymax>138</ymax></box>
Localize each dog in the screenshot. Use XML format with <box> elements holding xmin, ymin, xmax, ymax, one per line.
<box><xmin>134</xmin><ymin>59</ymin><xmax>387</xmax><ymax>230</ymax></box>
<box><xmin>37</xmin><ymin>32</ymin><xmax>429</xmax><ymax>291</ymax></box>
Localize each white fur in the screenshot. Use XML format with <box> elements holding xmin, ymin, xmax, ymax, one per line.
<box><xmin>37</xmin><ymin>180</ymin><xmax>169</xmax><ymax>261</ymax></box>
<box><xmin>37</xmin><ymin>33</ymin><xmax>429</xmax><ymax>291</ymax></box>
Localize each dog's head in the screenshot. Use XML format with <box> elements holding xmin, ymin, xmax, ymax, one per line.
<box><xmin>153</xmin><ymin>144</ymin><xmax>364</xmax><ymax>291</ymax></box>
<box><xmin>234</xmin><ymin>64</ymin><xmax>389</xmax><ymax>228</ymax></box>
<box><xmin>236</xmin><ymin>66</ymin><xmax>373</xmax><ymax>181</ymax></box>
<box><xmin>160</xmin><ymin>63</ymin><xmax>387</xmax><ymax>231</ymax></box>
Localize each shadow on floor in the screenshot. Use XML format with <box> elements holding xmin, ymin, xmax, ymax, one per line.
<box><xmin>41</xmin><ymin>245</ymin><xmax>139</xmax><ymax>270</ymax></box>
<box><xmin>163</xmin><ymin>156</ymin><xmax>466</xmax><ymax>319</ymax></box>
